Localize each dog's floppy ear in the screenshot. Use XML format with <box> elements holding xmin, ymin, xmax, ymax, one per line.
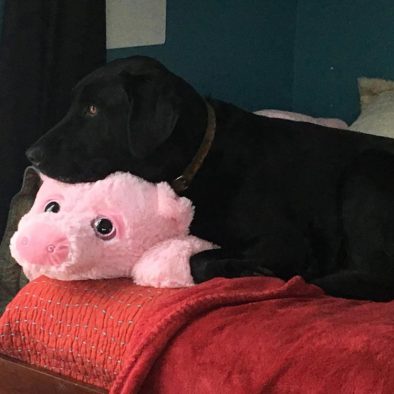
<box><xmin>120</xmin><ymin>70</ymin><xmax>181</xmax><ymax>159</ymax></box>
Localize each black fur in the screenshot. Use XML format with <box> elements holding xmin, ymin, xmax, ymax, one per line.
<box><xmin>26</xmin><ymin>56</ymin><xmax>394</xmax><ymax>301</ymax></box>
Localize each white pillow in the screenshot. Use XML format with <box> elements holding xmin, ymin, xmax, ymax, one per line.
<box><xmin>350</xmin><ymin>77</ymin><xmax>394</xmax><ymax>138</ymax></box>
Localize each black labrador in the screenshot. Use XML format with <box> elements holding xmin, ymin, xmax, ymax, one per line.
<box><xmin>26</xmin><ymin>56</ymin><xmax>394</xmax><ymax>301</ymax></box>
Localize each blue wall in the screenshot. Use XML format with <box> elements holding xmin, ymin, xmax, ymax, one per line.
<box><xmin>0</xmin><ymin>1</ymin><xmax>297</xmax><ymax>111</ymax></box>
<box><xmin>109</xmin><ymin>0</ymin><xmax>394</xmax><ymax>123</ymax></box>
<box><xmin>108</xmin><ymin>0</ymin><xmax>298</xmax><ymax>112</ymax></box>
<box><xmin>2</xmin><ymin>1</ymin><xmax>394</xmax><ymax>122</ymax></box>
<box><xmin>292</xmin><ymin>0</ymin><xmax>394</xmax><ymax>123</ymax></box>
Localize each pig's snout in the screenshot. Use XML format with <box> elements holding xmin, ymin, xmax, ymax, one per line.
<box><xmin>15</xmin><ymin>223</ymin><xmax>70</xmax><ymax>266</ymax></box>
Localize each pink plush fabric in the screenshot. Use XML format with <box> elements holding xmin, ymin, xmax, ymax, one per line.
<box><xmin>10</xmin><ymin>172</ymin><xmax>214</xmax><ymax>287</ymax></box>
<box><xmin>255</xmin><ymin>109</ymin><xmax>348</xmax><ymax>129</ymax></box>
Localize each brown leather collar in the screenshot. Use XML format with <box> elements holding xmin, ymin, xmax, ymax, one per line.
<box><xmin>171</xmin><ymin>101</ymin><xmax>216</xmax><ymax>194</ymax></box>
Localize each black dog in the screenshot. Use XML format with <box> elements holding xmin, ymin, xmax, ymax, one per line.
<box><xmin>26</xmin><ymin>56</ymin><xmax>394</xmax><ymax>301</ymax></box>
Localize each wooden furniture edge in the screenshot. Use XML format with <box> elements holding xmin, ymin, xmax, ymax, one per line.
<box><xmin>0</xmin><ymin>353</ymin><xmax>107</xmax><ymax>393</ymax></box>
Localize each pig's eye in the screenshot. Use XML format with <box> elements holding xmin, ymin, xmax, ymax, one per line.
<box><xmin>44</xmin><ymin>201</ymin><xmax>60</xmax><ymax>213</ymax></box>
<box><xmin>91</xmin><ymin>217</ymin><xmax>116</xmax><ymax>240</ymax></box>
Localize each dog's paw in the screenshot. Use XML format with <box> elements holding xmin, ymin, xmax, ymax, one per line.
<box><xmin>190</xmin><ymin>253</ymin><xmax>275</xmax><ymax>283</ymax></box>
<box><xmin>238</xmin><ymin>266</ymin><xmax>274</xmax><ymax>277</ymax></box>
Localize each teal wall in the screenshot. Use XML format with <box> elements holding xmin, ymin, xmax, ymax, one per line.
<box><xmin>110</xmin><ymin>0</ymin><xmax>394</xmax><ymax>123</ymax></box>
<box><xmin>108</xmin><ymin>0</ymin><xmax>298</xmax><ymax>112</ymax></box>
<box><xmin>293</xmin><ymin>0</ymin><xmax>394</xmax><ymax>123</ymax></box>
<box><xmin>2</xmin><ymin>1</ymin><xmax>394</xmax><ymax>122</ymax></box>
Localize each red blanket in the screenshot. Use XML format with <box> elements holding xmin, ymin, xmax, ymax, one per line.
<box><xmin>2</xmin><ymin>275</ymin><xmax>394</xmax><ymax>393</ymax></box>
<box><xmin>113</xmin><ymin>277</ymin><xmax>394</xmax><ymax>393</ymax></box>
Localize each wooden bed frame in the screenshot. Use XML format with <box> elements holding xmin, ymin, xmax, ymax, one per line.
<box><xmin>0</xmin><ymin>354</ymin><xmax>107</xmax><ymax>393</ymax></box>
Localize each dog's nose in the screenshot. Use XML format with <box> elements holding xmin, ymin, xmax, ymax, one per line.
<box><xmin>26</xmin><ymin>145</ymin><xmax>44</xmax><ymax>166</ymax></box>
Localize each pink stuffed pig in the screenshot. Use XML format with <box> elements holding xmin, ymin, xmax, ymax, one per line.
<box><xmin>10</xmin><ymin>172</ymin><xmax>215</xmax><ymax>288</ymax></box>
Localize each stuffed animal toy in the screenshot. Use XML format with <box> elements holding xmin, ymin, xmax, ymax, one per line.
<box><xmin>9</xmin><ymin>172</ymin><xmax>215</xmax><ymax>288</ymax></box>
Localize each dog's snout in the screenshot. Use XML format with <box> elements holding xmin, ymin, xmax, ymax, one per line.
<box><xmin>26</xmin><ymin>145</ymin><xmax>44</xmax><ymax>166</ymax></box>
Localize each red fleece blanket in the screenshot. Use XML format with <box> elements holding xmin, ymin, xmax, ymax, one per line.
<box><xmin>2</xmin><ymin>276</ymin><xmax>394</xmax><ymax>393</ymax></box>
<box><xmin>113</xmin><ymin>277</ymin><xmax>394</xmax><ymax>394</ymax></box>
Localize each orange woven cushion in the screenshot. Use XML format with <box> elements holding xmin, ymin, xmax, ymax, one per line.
<box><xmin>0</xmin><ymin>276</ymin><xmax>179</xmax><ymax>389</ymax></box>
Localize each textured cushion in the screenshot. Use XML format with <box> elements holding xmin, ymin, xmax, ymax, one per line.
<box><xmin>350</xmin><ymin>77</ymin><xmax>394</xmax><ymax>138</ymax></box>
<box><xmin>0</xmin><ymin>276</ymin><xmax>179</xmax><ymax>389</ymax></box>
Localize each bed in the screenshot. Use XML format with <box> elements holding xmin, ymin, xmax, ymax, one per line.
<box><xmin>2</xmin><ymin>99</ymin><xmax>394</xmax><ymax>393</ymax></box>
<box><xmin>2</xmin><ymin>273</ymin><xmax>394</xmax><ymax>394</ymax></box>
<box><xmin>0</xmin><ymin>353</ymin><xmax>105</xmax><ymax>393</ymax></box>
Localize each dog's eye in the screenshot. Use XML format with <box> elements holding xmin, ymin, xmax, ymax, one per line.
<box><xmin>91</xmin><ymin>217</ymin><xmax>116</xmax><ymax>240</ymax></box>
<box><xmin>86</xmin><ymin>105</ymin><xmax>98</xmax><ymax>117</ymax></box>
<box><xmin>44</xmin><ymin>201</ymin><xmax>60</xmax><ymax>213</ymax></box>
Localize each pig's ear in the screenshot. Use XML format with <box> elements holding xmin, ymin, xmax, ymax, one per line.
<box><xmin>38</xmin><ymin>172</ymin><xmax>50</xmax><ymax>183</ymax></box>
<box><xmin>156</xmin><ymin>182</ymin><xmax>194</xmax><ymax>233</ymax></box>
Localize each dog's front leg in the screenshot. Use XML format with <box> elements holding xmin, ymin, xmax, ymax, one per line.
<box><xmin>190</xmin><ymin>248</ymin><xmax>275</xmax><ymax>283</ymax></box>
<box><xmin>190</xmin><ymin>229</ymin><xmax>312</xmax><ymax>283</ymax></box>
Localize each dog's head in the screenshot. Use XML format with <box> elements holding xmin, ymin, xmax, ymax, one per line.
<box><xmin>26</xmin><ymin>56</ymin><xmax>208</xmax><ymax>183</ymax></box>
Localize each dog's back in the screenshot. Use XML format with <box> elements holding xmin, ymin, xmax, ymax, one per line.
<box><xmin>189</xmin><ymin>101</ymin><xmax>394</xmax><ymax>291</ymax></box>
<box><xmin>25</xmin><ymin>55</ymin><xmax>394</xmax><ymax>300</ymax></box>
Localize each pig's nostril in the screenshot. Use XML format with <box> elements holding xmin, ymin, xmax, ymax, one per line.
<box><xmin>15</xmin><ymin>230</ymin><xmax>70</xmax><ymax>266</ymax></box>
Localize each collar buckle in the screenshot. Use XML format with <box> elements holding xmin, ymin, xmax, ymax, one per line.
<box><xmin>172</xmin><ymin>175</ymin><xmax>189</xmax><ymax>193</ymax></box>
